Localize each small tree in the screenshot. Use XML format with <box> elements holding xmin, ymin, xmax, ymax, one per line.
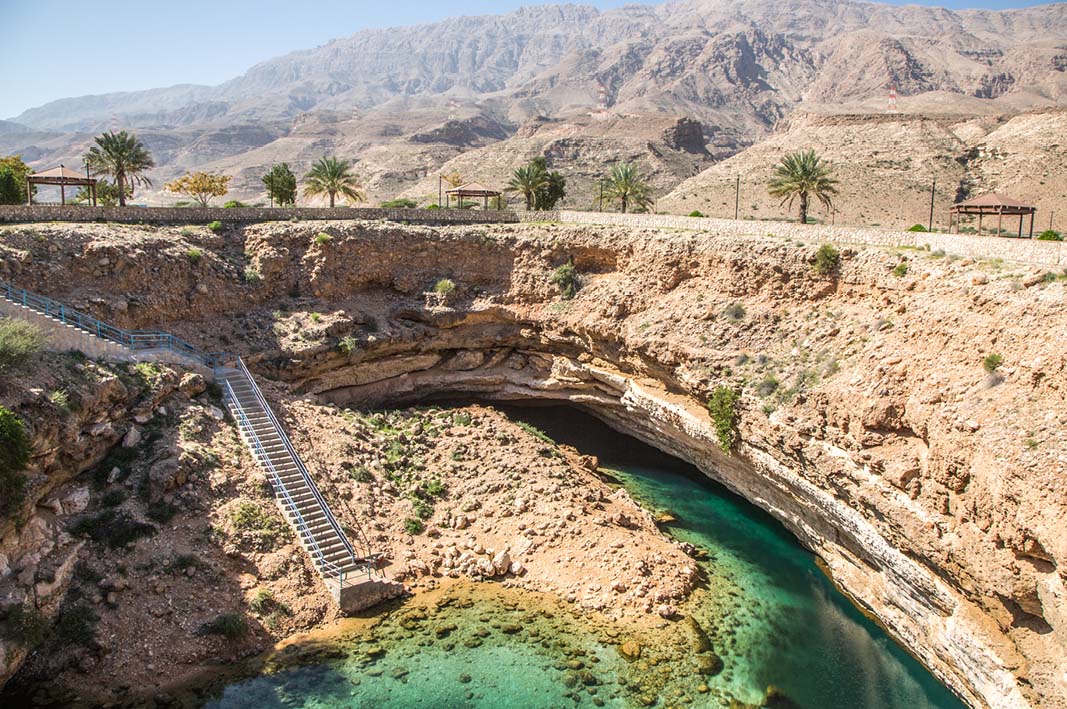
<box><xmin>0</xmin><ymin>156</ymin><xmax>33</xmax><ymax>205</ymax></box>
<box><xmin>707</xmin><ymin>386</ymin><xmax>739</xmax><ymax>453</ymax></box>
<box><xmin>813</xmin><ymin>244</ymin><xmax>841</xmax><ymax>275</ymax></box>
<box><xmin>262</xmin><ymin>163</ymin><xmax>297</xmax><ymax>206</ymax></box>
<box><xmin>603</xmin><ymin>162</ymin><xmax>653</xmax><ymax>214</ymax></box>
<box><xmin>530</xmin><ymin>157</ymin><xmax>566</xmax><ymax>210</ymax></box>
<box><xmin>165</xmin><ymin>172</ymin><xmax>231</xmax><ymax>207</ymax></box>
<box><xmin>507</xmin><ymin>163</ymin><xmax>549</xmax><ymax>211</ymax></box>
<box><xmin>84</xmin><ymin>130</ymin><xmax>155</xmax><ymax>206</ymax></box>
<box><xmin>0</xmin><ymin>319</ymin><xmax>47</xmax><ymax>374</ymax></box>
<box><xmin>0</xmin><ymin>406</ymin><xmax>31</xmax><ymax>519</ymax></box>
<box><xmin>767</xmin><ymin>149</ymin><xmax>838</xmax><ymax>224</ymax></box>
<box><xmin>303</xmin><ymin>156</ymin><xmax>364</xmax><ymax>208</ymax></box>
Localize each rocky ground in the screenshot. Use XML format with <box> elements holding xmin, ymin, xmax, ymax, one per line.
<box><xmin>0</xmin><ymin>218</ymin><xmax>1065</xmax><ymax>707</ymax></box>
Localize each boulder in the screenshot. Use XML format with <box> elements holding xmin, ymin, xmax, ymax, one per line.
<box><xmin>492</xmin><ymin>549</ymin><xmax>511</xmax><ymax>576</ymax></box>
<box><xmin>122</xmin><ymin>427</ymin><xmax>142</xmax><ymax>448</ymax></box>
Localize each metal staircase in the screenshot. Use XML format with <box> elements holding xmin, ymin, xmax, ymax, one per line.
<box><xmin>216</xmin><ymin>358</ymin><xmax>378</xmax><ymax>586</ymax></box>
<box><xmin>1</xmin><ymin>278</ymin><xmax>379</xmax><ymax>597</ymax></box>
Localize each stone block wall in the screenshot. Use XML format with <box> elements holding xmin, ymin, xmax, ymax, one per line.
<box><xmin>532</xmin><ymin>211</ymin><xmax>1066</xmax><ymax>266</ymax></box>
<box><xmin>0</xmin><ymin>299</ymin><xmax>211</xmax><ymax>375</ymax></box>
<box><xmin>0</xmin><ymin>205</ymin><xmax>519</xmax><ymax>226</ymax></box>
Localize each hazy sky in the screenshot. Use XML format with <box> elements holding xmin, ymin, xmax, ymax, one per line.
<box><xmin>3</xmin><ymin>0</ymin><xmax>1060</xmax><ymax>118</ymax></box>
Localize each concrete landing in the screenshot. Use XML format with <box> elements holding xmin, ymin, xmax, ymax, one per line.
<box><xmin>328</xmin><ymin>577</ymin><xmax>406</xmax><ymax>614</ymax></box>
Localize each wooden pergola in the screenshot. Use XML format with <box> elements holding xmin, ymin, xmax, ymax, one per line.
<box><xmin>949</xmin><ymin>193</ymin><xmax>1036</xmax><ymax>238</ymax></box>
<box><xmin>445</xmin><ymin>182</ymin><xmax>501</xmax><ymax>210</ymax></box>
<box><xmin>27</xmin><ymin>164</ymin><xmax>97</xmax><ymax>206</ymax></box>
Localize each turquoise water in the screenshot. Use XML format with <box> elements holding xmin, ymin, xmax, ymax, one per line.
<box><xmin>208</xmin><ymin>405</ymin><xmax>967</xmax><ymax>709</ymax></box>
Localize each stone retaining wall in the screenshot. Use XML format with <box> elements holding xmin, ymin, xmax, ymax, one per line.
<box><xmin>0</xmin><ymin>300</ymin><xmax>211</xmax><ymax>376</ymax></box>
<box><xmin>0</xmin><ymin>205</ymin><xmax>519</xmax><ymax>226</ymax></box>
<box><xmin>536</xmin><ymin>210</ymin><xmax>1066</xmax><ymax>266</ymax></box>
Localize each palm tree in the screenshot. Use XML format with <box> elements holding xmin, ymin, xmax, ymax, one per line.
<box><xmin>84</xmin><ymin>130</ymin><xmax>155</xmax><ymax>207</ymax></box>
<box><xmin>303</xmin><ymin>156</ymin><xmax>365</xmax><ymax>207</ymax></box>
<box><xmin>767</xmin><ymin>149</ymin><xmax>838</xmax><ymax>224</ymax></box>
<box><xmin>603</xmin><ymin>162</ymin><xmax>652</xmax><ymax>214</ymax></box>
<box><xmin>507</xmin><ymin>163</ymin><xmax>549</xmax><ymax>210</ymax></box>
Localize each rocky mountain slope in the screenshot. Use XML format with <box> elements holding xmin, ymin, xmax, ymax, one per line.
<box><xmin>3</xmin><ymin>0</ymin><xmax>1067</xmax><ymax>212</ymax></box>
<box><xmin>12</xmin><ymin>0</ymin><xmax>1067</xmax><ymax>132</ymax></box>
<box><xmin>660</xmin><ymin>108</ymin><xmax>1067</xmax><ymax>228</ymax></box>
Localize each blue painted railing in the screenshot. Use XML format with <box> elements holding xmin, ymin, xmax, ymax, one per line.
<box><xmin>0</xmin><ymin>279</ymin><xmax>227</xmax><ymax>368</ymax></box>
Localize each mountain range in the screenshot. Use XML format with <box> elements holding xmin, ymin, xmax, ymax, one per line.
<box><xmin>4</xmin><ymin>0</ymin><xmax>1067</xmax><ymax>222</ymax></box>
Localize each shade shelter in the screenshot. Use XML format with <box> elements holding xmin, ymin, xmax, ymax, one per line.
<box><xmin>27</xmin><ymin>165</ymin><xmax>98</xmax><ymax>206</ymax></box>
<box><xmin>949</xmin><ymin>193</ymin><xmax>1036</xmax><ymax>238</ymax></box>
<box><xmin>445</xmin><ymin>182</ymin><xmax>501</xmax><ymax>210</ymax></box>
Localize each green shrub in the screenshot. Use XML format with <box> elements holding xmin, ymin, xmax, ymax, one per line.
<box><xmin>412</xmin><ymin>500</ymin><xmax>433</xmax><ymax>520</ymax></box>
<box><xmin>54</xmin><ymin>602</ymin><xmax>98</xmax><ymax>646</ymax></box>
<box><xmin>49</xmin><ymin>389</ymin><xmax>71</xmax><ymax>410</ymax></box>
<box><xmin>724</xmin><ymin>303</ymin><xmax>746</xmax><ymax>321</ymax></box>
<box><xmin>434</xmin><ymin>278</ymin><xmax>456</xmax><ymax>296</ymax></box>
<box><xmin>707</xmin><ymin>386</ymin><xmax>739</xmax><ymax>453</ymax></box>
<box><xmin>688</xmin><ymin>210</ymin><xmax>706</xmax><ymax>218</ymax></box>
<box><xmin>426</xmin><ymin>204</ymin><xmax>441</xmax><ymax>210</ymax></box>
<box><xmin>146</xmin><ymin>499</ymin><xmax>179</xmax><ymax>523</ymax></box>
<box><xmin>179</xmin><ymin>227</ymin><xmax>195</xmax><ymax>238</ymax></box>
<box><xmin>185</xmin><ymin>247</ymin><xmax>203</xmax><ymax>264</ymax></box>
<box><xmin>313</xmin><ymin>232</ymin><xmax>332</xmax><ymax>245</ymax></box>
<box><xmin>1037</xmin><ymin>230</ymin><xmax>1063</xmax><ymax>241</ymax></box>
<box><xmin>756</xmin><ymin>376</ymin><xmax>779</xmax><ymax>397</ymax></box>
<box><xmin>403</xmin><ymin>518</ymin><xmax>424</xmax><ymax>535</ymax></box>
<box><xmin>207</xmin><ymin>220</ymin><xmax>223</xmax><ymax>233</ymax></box>
<box><xmin>813</xmin><ymin>244</ymin><xmax>840</xmax><ymax>275</ymax></box>
<box><xmin>346</xmin><ymin>465</ymin><xmax>373</xmax><ymax>483</ymax></box>
<box><xmin>551</xmin><ymin>263</ymin><xmax>579</xmax><ymax>300</ymax></box>
<box><xmin>222</xmin><ymin>200</ymin><xmax>248</xmax><ymax>209</ymax></box>
<box><xmin>515</xmin><ymin>420</ymin><xmax>554</xmax><ymax>445</ymax></box>
<box><xmin>69</xmin><ymin>510</ymin><xmax>156</xmax><ymax>549</ymax></box>
<box><xmin>425</xmin><ymin>479</ymin><xmax>447</xmax><ymax>498</ymax></box>
<box><xmin>983</xmin><ymin>353</ymin><xmax>1003</xmax><ymax>373</ymax></box>
<box><xmin>0</xmin><ymin>407</ymin><xmax>31</xmax><ymax>519</ymax></box>
<box><xmin>230</xmin><ymin>501</ymin><xmax>289</xmax><ymax>547</ymax></box>
<box><xmin>906</xmin><ymin>224</ymin><xmax>928</xmax><ymax>232</ymax></box>
<box><xmin>242</xmin><ymin>267</ymin><xmax>262</xmax><ymax>284</ymax></box>
<box><xmin>1</xmin><ymin>603</ymin><xmax>49</xmax><ymax>646</ymax></box>
<box><xmin>168</xmin><ymin>553</ymin><xmax>202</xmax><ymax>574</ymax></box>
<box><xmin>892</xmin><ymin>261</ymin><xmax>909</xmax><ymax>277</ymax></box>
<box><xmin>381</xmin><ymin>198</ymin><xmax>418</xmax><ymax>209</ymax></box>
<box><xmin>197</xmin><ymin>612</ymin><xmax>247</xmax><ymax>639</ymax></box>
<box><xmin>0</xmin><ymin>318</ymin><xmax>47</xmax><ymax>374</ymax></box>
<box><xmin>338</xmin><ymin>335</ymin><xmax>358</xmax><ymax>356</ymax></box>
<box><xmin>132</xmin><ymin>361</ymin><xmax>166</xmax><ymax>388</ymax></box>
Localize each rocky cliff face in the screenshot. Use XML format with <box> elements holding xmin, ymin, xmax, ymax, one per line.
<box><xmin>1</xmin><ymin>219</ymin><xmax>1065</xmax><ymax>707</ymax></box>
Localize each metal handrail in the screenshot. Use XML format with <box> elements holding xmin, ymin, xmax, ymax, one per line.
<box><xmin>233</xmin><ymin>358</ymin><xmax>361</xmax><ymax>564</ymax></box>
<box><xmin>222</xmin><ymin>378</ymin><xmax>348</xmax><ymax>580</ymax></box>
<box><xmin>0</xmin><ymin>279</ymin><xmax>227</xmax><ymax>368</ymax></box>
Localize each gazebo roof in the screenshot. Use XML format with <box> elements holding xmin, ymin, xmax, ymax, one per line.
<box><xmin>950</xmin><ymin>192</ymin><xmax>1034</xmax><ymax>213</ymax></box>
<box><xmin>28</xmin><ymin>165</ymin><xmax>96</xmax><ymax>185</ymax></box>
<box><xmin>445</xmin><ymin>181</ymin><xmax>500</xmax><ymax>196</ymax></box>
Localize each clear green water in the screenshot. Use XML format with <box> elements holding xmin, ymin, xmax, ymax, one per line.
<box><xmin>208</xmin><ymin>405</ymin><xmax>967</xmax><ymax>709</ymax></box>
